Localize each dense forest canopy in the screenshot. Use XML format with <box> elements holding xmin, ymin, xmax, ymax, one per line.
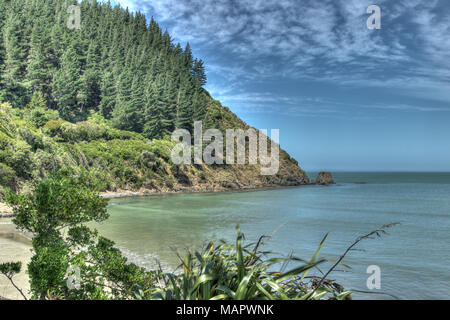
<box><xmin>0</xmin><ymin>0</ymin><xmax>209</xmax><ymax>138</ymax></box>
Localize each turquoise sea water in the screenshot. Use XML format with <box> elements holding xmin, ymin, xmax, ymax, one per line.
<box><xmin>93</xmin><ymin>172</ymin><xmax>450</xmax><ymax>300</ymax></box>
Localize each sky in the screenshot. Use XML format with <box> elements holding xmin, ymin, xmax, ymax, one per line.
<box><xmin>112</xmin><ymin>0</ymin><xmax>450</xmax><ymax>172</ymax></box>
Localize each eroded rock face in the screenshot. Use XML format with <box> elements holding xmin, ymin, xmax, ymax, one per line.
<box><xmin>315</xmin><ymin>172</ymin><xmax>335</xmax><ymax>186</ymax></box>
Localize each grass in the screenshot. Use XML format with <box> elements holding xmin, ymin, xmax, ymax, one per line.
<box><xmin>142</xmin><ymin>226</ymin><xmax>360</xmax><ymax>300</ymax></box>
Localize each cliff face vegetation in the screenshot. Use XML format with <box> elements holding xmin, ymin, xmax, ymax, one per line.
<box><xmin>0</xmin><ymin>0</ymin><xmax>309</xmax><ymax>195</ymax></box>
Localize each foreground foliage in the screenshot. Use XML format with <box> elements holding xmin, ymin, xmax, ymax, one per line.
<box><xmin>4</xmin><ymin>174</ymin><xmax>154</xmax><ymax>299</ymax></box>
<box><xmin>1</xmin><ymin>175</ymin><xmax>369</xmax><ymax>300</ymax></box>
<box><xmin>149</xmin><ymin>228</ymin><xmax>352</xmax><ymax>300</ymax></box>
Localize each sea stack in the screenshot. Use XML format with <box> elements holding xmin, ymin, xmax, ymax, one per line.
<box><xmin>315</xmin><ymin>172</ymin><xmax>335</xmax><ymax>186</ymax></box>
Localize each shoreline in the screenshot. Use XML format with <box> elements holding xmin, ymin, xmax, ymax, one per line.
<box><xmin>1</xmin><ymin>182</ymin><xmax>331</xmax><ymax>215</ymax></box>
<box><xmin>1</xmin><ymin>180</ymin><xmax>336</xmax><ymax>215</ymax></box>
<box><xmin>1</xmin><ymin>184</ymin><xmax>297</xmax><ymax>215</ymax></box>
<box><xmin>1</xmin><ymin>185</ymin><xmax>298</xmax><ymax>216</ymax></box>
<box><xmin>100</xmin><ymin>183</ymin><xmax>311</xmax><ymax>199</ymax></box>
<box><xmin>99</xmin><ymin>170</ymin><xmax>336</xmax><ymax>199</ymax></box>
<box><xmin>0</xmin><ymin>180</ymin><xmax>335</xmax><ymax>300</ymax></box>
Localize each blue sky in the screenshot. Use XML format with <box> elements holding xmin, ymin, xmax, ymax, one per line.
<box><xmin>113</xmin><ymin>0</ymin><xmax>450</xmax><ymax>172</ymax></box>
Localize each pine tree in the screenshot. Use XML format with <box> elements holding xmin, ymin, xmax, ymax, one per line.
<box><xmin>81</xmin><ymin>41</ymin><xmax>102</xmax><ymax>109</ymax></box>
<box><xmin>26</xmin><ymin>90</ymin><xmax>47</xmax><ymax>110</ymax></box>
<box><xmin>183</xmin><ymin>42</ymin><xmax>193</xmax><ymax>71</ymax></box>
<box><xmin>51</xmin><ymin>45</ymin><xmax>84</xmax><ymax>121</ymax></box>
<box><xmin>99</xmin><ymin>71</ymin><xmax>116</xmax><ymax>119</ymax></box>
<box><xmin>193</xmin><ymin>89</ymin><xmax>207</xmax><ymax>121</ymax></box>
<box><xmin>26</xmin><ymin>23</ymin><xmax>53</xmax><ymax>104</ymax></box>
<box><xmin>176</xmin><ymin>74</ymin><xmax>194</xmax><ymax>132</ymax></box>
<box><xmin>0</xmin><ymin>0</ymin><xmax>211</xmax><ymax>135</ymax></box>
<box><xmin>111</xmin><ymin>70</ymin><xmax>142</xmax><ymax>132</ymax></box>
<box><xmin>144</xmin><ymin>73</ymin><xmax>168</xmax><ymax>139</ymax></box>
<box><xmin>192</xmin><ymin>59</ymin><xmax>207</xmax><ymax>86</ymax></box>
<box><xmin>1</xmin><ymin>13</ymin><xmax>28</xmax><ymax>107</ymax></box>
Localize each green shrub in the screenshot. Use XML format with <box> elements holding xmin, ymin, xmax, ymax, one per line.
<box><xmin>26</xmin><ymin>107</ymin><xmax>59</xmax><ymax>128</ymax></box>
<box><xmin>10</xmin><ymin>140</ymin><xmax>33</xmax><ymax>178</ymax></box>
<box><xmin>0</xmin><ymin>131</ymin><xmax>13</xmax><ymax>149</ymax></box>
<box><xmin>106</xmin><ymin>127</ymin><xmax>144</xmax><ymax>141</ymax></box>
<box><xmin>70</xmin><ymin>121</ymin><xmax>107</xmax><ymax>141</ymax></box>
<box><xmin>32</xmin><ymin>150</ymin><xmax>61</xmax><ymax>178</ymax></box>
<box><xmin>123</xmin><ymin>167</ymin><xmax>139</xmax><ymax>185</ymax></box>
<box><xmin>149</xmin><ymin>140</ymin><xmax>175</xmax><ymax>162</ymax></box>
<box><xmin>137</xmin><ymin>151</ymin><xmax>158</xmax><ymax>169</ymax></box>
<box><xmin>0</xmin><ymin>102</ymin><xmax>17</xmax><ymax>137</ymax></box>
<box><xmin>44</xmin><ymin>119</ymin><xmax>144</xmax><ymax>143</ymax></box>
<box><xmin>164</xmin><ymin>176</ymin><xmax>174</xmax><ymax>188</ymax></box>
<box><xmin>43</xmin><ymin>120</ymin><xmax>67</xmax><ymax>138</ymax></box>
<box><xmin>79</xmin><ymin>168</ymin><xmax>111</xmax><ymax>192</ymax></box>
<box><xmin>0</xmin><ymin>163</ymin><xmax>16</xmax><ymax>189</ymax></box>
<box><xmin>18</xmin><ymin>127</ymin><xmax>45</xmax><ymax>151</ymax></box>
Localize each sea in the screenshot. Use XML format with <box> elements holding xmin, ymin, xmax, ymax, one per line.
<box><xmin>90</xmin><ymin>172</ymin><xmax>450</xmax><ymax>300</ymax></box>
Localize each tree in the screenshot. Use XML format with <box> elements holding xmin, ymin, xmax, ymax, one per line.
<box><xmin>175</xmin><ymin>74</ymin><xmax>195</xmax><ymax>132</ymax></box>
<box><xmin>80</xmin><ymin>42</ymin><xmax>102</xmax><ymax>110</ymax></box>
<box><xmin>51</xmin><ymin>45</ymin><xmax>85</xmax><ymax>121</ymax></box>
<box><xmin>192</xmin><ymin>59</ymin><xmax>207</xmax><ymax>86</ymax></box>
<box><xmin>25</xmin><ymin>91</ymin><xmax>59</xmax><ymax>128</ymax></box>
<box><xmin>111</xmin><ymin>70</ymin><xmax>143</xmax><ymax>132</ymax></box>
<box><xmin>26</xmin><ymin>22</ymin><xmax>53</xmax><ymax>103</ymax></box>
<box><xmin>98</xmin><ymin>71</ymin><xmax>116</xmax><ymax>118</ymax></box>
<box><xmin>193</xmin><ymin>89</ymin><xmax>207</xmax><ymax>121</ymax></box>
<box><xmin>0</xmin><ymin>0</ymin><xmax>212</xmax><ymax>137</ymax></box>
<box><xmin>4</xmin><ymin>173</ymin><xmax>154</xmax><ymax>300</ymax></box>
<box><xmin>0</xmin><ymin>262</ymin><xmax>26</xmax><ymax>300</ymax></box>
<box><xmin>1</xmin><ymin>13</ymin><xmax>28</xmax><ymax>107</ymax></box>
<box><xmin>182</xmin><ymin>42</ymin><xmax>193</xmax><ymax>71</ymax></box>
<box><xmin>144</xmin><ymin>73</ymin><xmax>171</xmax><ymax>138</ymax></box>
<box><xmin>26</xmin><ymin>90</ymin><xmax>47</xmax><ymax>110</ymax></box>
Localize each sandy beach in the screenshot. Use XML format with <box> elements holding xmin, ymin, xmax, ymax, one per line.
<box><xmin>0</xmin><ymin>202</ymin><xmax>13</xmax><ymax>218</ymax></box>
<box><xmin>0</xmin><ymin>184</ymin><xmax>307</xmax><ymax>300</ymax></box>
<box><xmin>0</xmin><ymin>220</ymin><xmax>31</xmax><ymax>300</ymax></box>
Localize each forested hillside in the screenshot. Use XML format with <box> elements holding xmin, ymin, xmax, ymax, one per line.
<box><xmin>0</xmin><ymin>0</ymin><xmax>309</xmax><ymax>195</ymax></box>
<box><xmin>0</xmin><ymin>0</ymin><xmax>208</xmax><ymax>137</ymax></box>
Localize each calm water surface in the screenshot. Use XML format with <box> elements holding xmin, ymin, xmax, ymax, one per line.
<box><xmin>92</xmin><ymin>172</ymin><xmax>450</xmax><ymax>300</ymax></box>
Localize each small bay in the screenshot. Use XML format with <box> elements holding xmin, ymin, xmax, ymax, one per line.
<box><xmin>89</xmin><ymin>172</ymin><xmax>450</xmax><ymax>299</ymax></box>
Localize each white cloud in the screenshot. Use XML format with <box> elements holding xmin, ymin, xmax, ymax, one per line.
<box><xmin>113</xmin><ymin>0</ymin><xmax>450</xmax><ymax>109</ymax></box>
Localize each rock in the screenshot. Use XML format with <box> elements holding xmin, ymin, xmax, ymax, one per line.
<box><xmin>221</xmin><ymin>181</ymin><xmax>239</xmax><ymax>189</ymax></box>
<box><xmin>174</xmin><ymin>168</ymin><xmax>192</xmax><ymax>186</ymax></box>
<box><xmin>314</xmin><ymin>172</ymin><xmax>335</xmax><ymax>186</ymax></box>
